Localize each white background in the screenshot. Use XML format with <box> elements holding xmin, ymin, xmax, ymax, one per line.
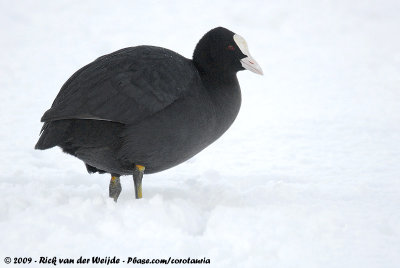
<box><xmin>0</xmin><ymin>0</ymin><xmax>399</xmax><ymax>267</ymax></box>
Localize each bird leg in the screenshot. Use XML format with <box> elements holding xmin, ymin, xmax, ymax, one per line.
<box><xmin>133</xmin><ymin>165</ymin><xmax>145</xmax><ymax>199</ymax></box>
<box><xmin>109</xmin><ymin>175</ymin><xmax>122</xmax><ymax>202</ymax></box>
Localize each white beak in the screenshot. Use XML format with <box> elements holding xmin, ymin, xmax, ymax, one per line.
<box><xmin>233</xmin><ymin>34</ymin><xmax>263</xmax><ymax>75</ymax></box>
<box><xmin>240</xmin><ymin>56</ymin><xmax>263</xmax><ymax>75</ymax></box>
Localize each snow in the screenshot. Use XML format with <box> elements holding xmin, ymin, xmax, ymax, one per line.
<box><xmin>1</xmin><ymin>0</ymin><xmax>400</xmax><ymax>267</ymax></box>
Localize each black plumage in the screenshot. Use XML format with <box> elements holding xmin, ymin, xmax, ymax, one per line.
<box><xmin>35</xmin><ymin>27</ymin><xmax>262</xmax><ymax>200</ymax></box>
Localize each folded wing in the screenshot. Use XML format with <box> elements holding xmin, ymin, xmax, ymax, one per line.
<box><xmin>41</xmin><ymin>46</ymin><xmax>196</xmax><ymax>124</ymax></box>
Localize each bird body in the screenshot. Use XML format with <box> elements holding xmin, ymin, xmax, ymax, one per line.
<box><xmin>35</xmin><ymin>27</ymin><xmax>262</xmax><ymax>200</ymax></box>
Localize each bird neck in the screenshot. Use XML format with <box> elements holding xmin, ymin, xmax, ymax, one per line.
<box><xmin>201</xmin><ymin>72</ymin><xmax>242</xmax><ymax>136</ymax></box>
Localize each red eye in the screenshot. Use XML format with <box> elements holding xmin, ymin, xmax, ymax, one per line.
<box><xmin>227</xmin><ymin>45</ymin><xmax>235</xmax><ymax>51</ymax></box>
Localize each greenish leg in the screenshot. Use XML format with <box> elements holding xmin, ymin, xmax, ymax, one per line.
<box><xmin>109</xmin><ymin>176</ymin><xmax>122</xmax><ymax>202</ymax></box>
<box><xmin>133</xmin><ymin>165</ymin><xmax>145</xmax><ymax>199</ymax></box>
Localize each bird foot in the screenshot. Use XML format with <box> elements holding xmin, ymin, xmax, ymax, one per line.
<box><xmin>109</xmin><ymin>176</ymin><xmax>122</xmax><ymax>202</ymax></box>
<box><xmin>133</xmin><ymin>165</ymin><xmax>145</xmax><ymax>199</ymax></box>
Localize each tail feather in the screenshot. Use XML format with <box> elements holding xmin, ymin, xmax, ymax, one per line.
<box><xmin>34</xmin><ymin>121</ymin><xmax>70</xmax><ymax>150</ymax></box>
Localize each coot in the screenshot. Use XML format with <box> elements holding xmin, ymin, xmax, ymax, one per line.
<box><xmin>35</xmin><ymin>27</ymin><xmax>263</xmax><ymax>201</ymax></box>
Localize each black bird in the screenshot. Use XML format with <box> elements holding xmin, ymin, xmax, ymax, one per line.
<box><xmin>35</xmin><ymin>27</ymin><xmax>263</xmax><ymax>201</ymax></box>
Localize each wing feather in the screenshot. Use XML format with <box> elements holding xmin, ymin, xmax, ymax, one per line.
<box><xmin>41</xmin><ymin>46</ymin><xmax>196</xmax><ymax>124</ymax></box>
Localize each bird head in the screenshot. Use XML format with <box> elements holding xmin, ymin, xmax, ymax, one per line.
<box><xmin>193</xmin><ymin>27</ymin><xmax>263</xmax><ymax>76</ymax></box>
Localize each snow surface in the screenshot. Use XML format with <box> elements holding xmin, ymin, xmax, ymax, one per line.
<box><xmin>1</xmin><ymin>0</ymin><xmax>400</xmax><ymax>267</ymax></box>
